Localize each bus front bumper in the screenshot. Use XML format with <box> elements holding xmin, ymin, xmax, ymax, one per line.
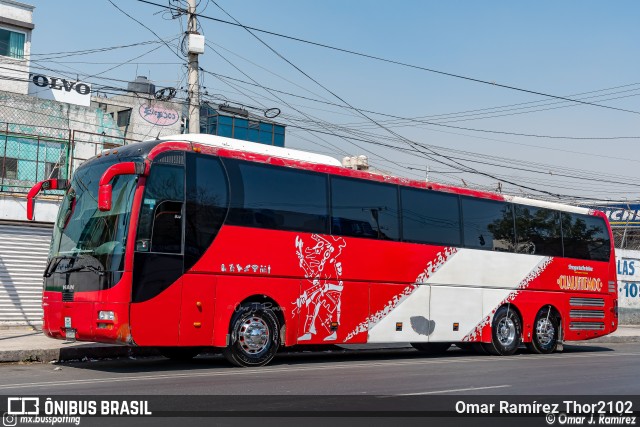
<box><xmin>42</xmin><ymin>298</ymin><xmax>132</xmax><ymax>345</ymax></box>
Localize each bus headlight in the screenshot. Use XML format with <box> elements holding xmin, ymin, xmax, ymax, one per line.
<box><xmin>98</xmin><ymin>311</ymin><xmax>115</xmax><ymax>321</ymax></box>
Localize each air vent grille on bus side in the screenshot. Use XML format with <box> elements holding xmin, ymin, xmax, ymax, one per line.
<box><xmin>155</xmin><ymin>152</ymin><xmax>185</xmax><ymax>165</ymax></box>
<box><xmin>62</xmin><ymin>291</ymin><xmax>74</xmax><ymax>302</ymax></box>
<box><xmin>569</xmin><ymin>310</ymin><xmax>605</xmax><ymax>319</ymax></box>
<box><xmin>569</xmin><ymin>297</ymin><xmax>605</xmax><ymax>307</ymax></box>
<box><xmin>569</xmin><ymin>322</ymin><xmax>605</xmax><ymax>331</ymax></box>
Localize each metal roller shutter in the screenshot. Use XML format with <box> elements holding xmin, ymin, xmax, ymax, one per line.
<box><xmin>0</xmin><ymin>223</ymin><xmax>53</xmax><ymax>326</ymax></box>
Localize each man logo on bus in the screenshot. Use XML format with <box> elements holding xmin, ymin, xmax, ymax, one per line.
<box><xmin>294</xmin><ymin>234</ymin><xmax>346</xmax><ymax>342</ymax></box>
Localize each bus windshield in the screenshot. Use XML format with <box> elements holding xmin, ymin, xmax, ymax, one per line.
<box><xmin>49</xmin><ymin>158</ymin><xmax>139</xmax><ymax>273</ymax></box>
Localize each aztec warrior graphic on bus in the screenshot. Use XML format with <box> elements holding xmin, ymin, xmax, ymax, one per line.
<box><xmin>27</xmin><ymin>134</ymin><xmax>618</xmax><ymax>367</ymax></box>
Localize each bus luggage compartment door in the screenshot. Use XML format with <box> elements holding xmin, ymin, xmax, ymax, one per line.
<box><xmin>429</xmin><ymin>286</ymin><xmax>483</xmax><ymax>342</ymax></box>
<box><xmin>178</xmin><ymin>274</ymin><xmax>216</xmax><ymax>346</ymax></box>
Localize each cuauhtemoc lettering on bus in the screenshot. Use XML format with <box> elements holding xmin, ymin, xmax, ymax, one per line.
<box><xmin>27</xmin><ymin>133</ymin><xmax>618</xmax><ymax>367</ymax></box>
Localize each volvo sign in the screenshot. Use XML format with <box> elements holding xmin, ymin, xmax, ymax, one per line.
<box><xmin>28</xmin><ymin>73</ymin><xmax>92</xmax><ymax>107</ymax></box>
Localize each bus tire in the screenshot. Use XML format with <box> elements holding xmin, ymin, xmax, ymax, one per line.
<box><xmin>483</xmin><ymin>305</ymin><xmax>522</xmax><ymax>356</ymax></box>
<box><xmin>526</xmin><ymin>307</ymin><xmax>559</xmax><ymax>354</ymax></box>
<box><xmin>223</xmin><ymin>303</ymin><xmax>280</xmax><ymax>367</ymax></box>
<box><xmin>411</xmin><ymin>342</ymin><xmax>451</xmax><ymax>354</ymax></box>
<box><xmin>159</xmin><ymin>347</ymin><xmax>202</xmax><ymax>361</ymax></box>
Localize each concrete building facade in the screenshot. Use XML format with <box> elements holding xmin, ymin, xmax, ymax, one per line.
<box><xmin>0</xmin><ymin>0</ymin><xmax>33</xmax><ymax>95</ymax></box>
<box><xmin>92</xmin><ymin>76</ymin><xmax>184</xmax><ymax>141</ymax></box>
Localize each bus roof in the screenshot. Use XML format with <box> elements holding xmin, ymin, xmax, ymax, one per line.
<box><xmin>155</xmin><ymin>134</ymin><xmax>343</xmax><ymax>167</ymax></box>
<box><xmin>140</xmin><ymin>134</ymin><xmax>592</xmax><ymax>217</ymax></box>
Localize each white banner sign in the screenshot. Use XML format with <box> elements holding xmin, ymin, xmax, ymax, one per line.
<box><xmin>28</xmin><ymin>73</ymin><xmax>92</xmax><ymax>107</ymax></box>
<box><xmin>616</xmin><ymin>249</ymin><xmax>640</xmax><ymax>309</ymax></box>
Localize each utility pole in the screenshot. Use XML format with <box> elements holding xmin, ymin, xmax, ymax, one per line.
<box><xmin>186</xmin><ymin>0</ymin><xmax>203</xmax><ymax>134</ymax></box>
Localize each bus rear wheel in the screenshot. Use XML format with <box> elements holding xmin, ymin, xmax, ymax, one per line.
<box><xmin>411</xmin><ymin>342</ymin><xmax>451</xmax><ymax>354</ymax></box>
<box><xmin>483</xmin><ymin>305</ymin><xmax>522</xmax><ymax>356</ymax></box>
<box><xmin>526</xmin><ymin>307</ymin><xmax>559</xmax><ymax>354</ymax></box>
<box><xmin>223</xmin><ymin>303</ymin><xmax>280</xmax><ymax>367</ymax></box>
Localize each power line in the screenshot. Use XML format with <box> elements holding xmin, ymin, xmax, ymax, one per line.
<box><xmin>136</xmin><ymin>0</ymin><xmax>640</xmax><ymax>116</ymax></box>
<box><xmin>202</xmin><ymin>71</ymin><xmax>640</xmax><ymax>140</ymax></box>
<box><xmin>200</xmin><ymin>75</ymin><xmax>640</xmax><ymax>165</ymax></box>
<box><xmin>205</xmin><ymin>1</ymin><xmax>568</xmax><ymax>200</ymax></box>
<box><xmin>27</xmin><ymin>39</ymin><xmax>168</xmax><ymax>60</ymax></box>
<box><xmin>107</xmin><ymin>0</ymin><xmax>185</xmax><ymax>62</ymax></box>
<box><xmin>195</xmin><ymin>81</ymin><xmax>639</xmax><ymax>186</ymax></box>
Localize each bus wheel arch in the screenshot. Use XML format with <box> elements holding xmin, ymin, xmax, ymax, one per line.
<box><xmin>526</xmin><ymin>305</ymin><xmax>561</xmax><ymax>354</ymax></box>
<box><xmin>223</xmin><ymin>295</ymin><xmax>284</xmax><ymax>367</ymax></box>
<box><xmin>483</xmin><ymin>304</ymin><xmax>523</xmax><ymax>356</ymax></box>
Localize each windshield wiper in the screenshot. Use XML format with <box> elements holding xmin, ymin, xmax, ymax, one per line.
<box><xmin>59</xmin><ymin>265</ymin><xmax>105</xmax><ymax>276</ymax></box>
<box><xmin>43</xmin><ymin>257</ymin><xmax>63</xmax><ymax>278</ymax></box>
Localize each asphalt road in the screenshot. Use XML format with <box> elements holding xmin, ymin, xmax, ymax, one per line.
<box><xmin>1</xmin><ymin>342</ymin><xmax>639</xmax><ymax>396</ymax></box>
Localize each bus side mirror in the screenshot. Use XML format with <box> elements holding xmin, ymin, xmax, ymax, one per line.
<box><xmin>98</xmin><ymin>161</ymin><xmax>147</xmax><ymax>211</ymax></box>
<box><xmin>26</xmin><ymin>179</ymin><xmax>69</xmax><ymax>220</ymax></box>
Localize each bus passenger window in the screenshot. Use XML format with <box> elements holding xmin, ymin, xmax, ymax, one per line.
<box><xmin>461</xmin><ymin>198</ymin><xmax>515</xmax><ymax>252</ymax></box>
<box><xmin>224</xmin><ymin>159</ymin><xmax>328</xmax><ymax>233</ymax></box>
<box><xmin>561</xmin><ymin>213</ymin><xmax>610</xmax><ymax>261</ymax></box>
<box><xmin>331</xmin><ymin>177</ymin><xmax>399</xmax><ymax>241</ymax></box>
<box><xmin>401</xmin><ymin>188</ymin><xmax>461</xmax><ymax>246</ymax></box>
<box><xmin>514</xmin><ymin>205</ymin><xmax>562</xmax><ymax>256</ymax></box>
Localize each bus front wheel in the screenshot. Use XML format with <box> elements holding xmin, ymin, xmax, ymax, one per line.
<box><xmin>223</xmin><ymin>303</ymin><xmax>280</xmax><ymax>367</ymax></box>
<box><xmin>483</xmin><ymin>305</ymin><xmax>522</xmax><ymax>356</ymax></box>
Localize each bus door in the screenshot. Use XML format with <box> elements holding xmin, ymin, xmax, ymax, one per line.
<box><xmin>178</xmin><ymin>153</ymin><xmax>228</xmax><ymax>346</ymax></box>
<box><xmin>130</xmin><ymin>152</ymin><xmax>185</xmax><ymax>346</ymax></box>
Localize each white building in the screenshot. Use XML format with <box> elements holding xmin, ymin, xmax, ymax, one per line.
<box><xmin>0</xmin><ymin>0</ymin><xmax>33</xmax><ymax>95</ymax></box>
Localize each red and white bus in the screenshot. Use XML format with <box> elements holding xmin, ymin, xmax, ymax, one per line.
<box><xmin>28</xmin><ymin>134</ymin><xmax>618</xmax><ymax>367</ymax></box>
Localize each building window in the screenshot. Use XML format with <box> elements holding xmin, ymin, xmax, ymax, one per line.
<box><xmin>117</xmin><ymin>109</ymin><xmax>132</xmax><ymax>127</ymax></box>
<box><xmin>274</xmin><ymin>125</ymin><xmax>285</xmax><ymax>147</ymax></box>
<box><xmin>117</xmin><ymin>109</ymin><xmax>130</xmax><ymax>127</ymax></box>
<box><xmin>234</xmin><ymin>118</ymin><xmax>248</xmax><ymax>140</ymax></box>
<box><xmin>2</xmin><ymin>158</ymin><xmax>17</xmax><ymax>179</ymax></box>
<box><xmin>248</xmin><ymin>120</ymin><xmax>259</xmax><ymax>142</ymax></box>
<box><xmin>259</xmin><ymin>123</ymin><xmax>273</xmax><ymax>145</ymax></box>
<box><xmin>0</xmin><ymin>28</ymin><xmax>25</xmax><ymax>59</ymax></box>
<box><xmin>218</xmin><ymin>115</ymin><xmax>233</xmax><ymax>137</ymax></box>
<box><xmin>44</xmin><ymin>162</ymin><xmax>60</xmax><ymax>179</ymax></box>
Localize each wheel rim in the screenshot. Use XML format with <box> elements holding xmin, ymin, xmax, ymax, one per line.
<box><xmin>497</xmin><ymin>317</ymin><xmax>516</xmax><ymax>346</ymax></box>
<box><xmin>535</xmin><ymin>317</ymin><xmax>555</xmax><ymax>347</ymax></box>
<box><xmin>238</xmin><ymin>316</ymin><xmax>270</xmax><ymax>354</ymax></box>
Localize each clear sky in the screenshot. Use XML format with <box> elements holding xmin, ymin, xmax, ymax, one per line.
<box><xmin>28</xmin><ymin>1</ymin><xmax>640</xmax><ymax>202</ymax></box>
